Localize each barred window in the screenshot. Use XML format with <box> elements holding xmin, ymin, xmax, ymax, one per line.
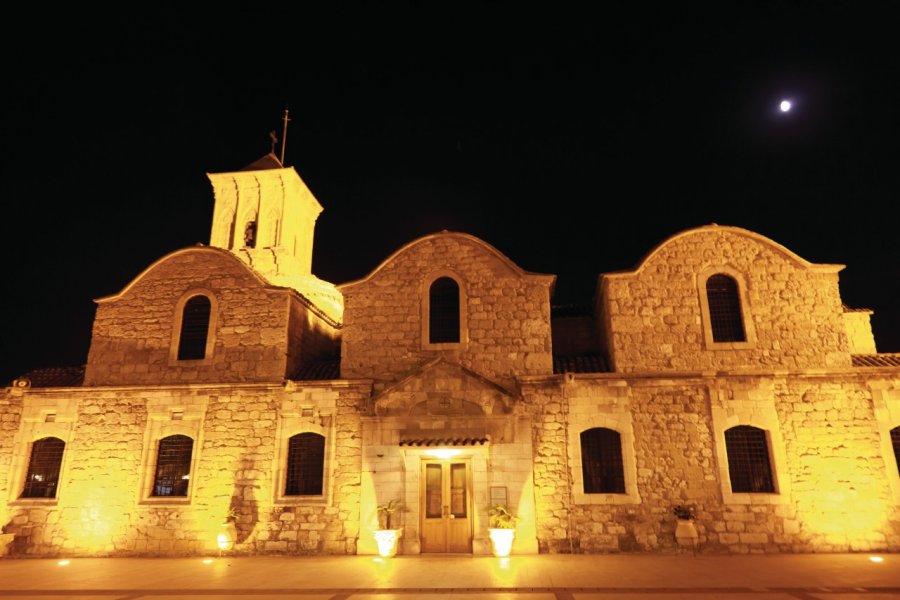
<box><xmin>152</xmin><ymin>435</ymin><xmax>194</xmax><ymax>497</ymax></box>
<box><xmin>177</xmin><ymin>295</ymin><xmax>211</xmax><ymax>360</ymax></box>
<box><xmin>580</xmin><ymin>427</ymin><xmax>626</xmax><ymax>493</ymax></box>
<box><xmin>892</xmin><ymin>426</ymin><xmax>900</xmax><ymax>477</ymax></box>
<box><xmin>706</xmin><ymin>274</ymin><xmax>746</xmax><ymax>343</ymax></box>
<box><xmin>725</xmin><ymin>425</ymin><xmax>775</xmax><ymax>493</ymax></box>
<box><xmin>21</xmin><ymin>437</ymin><xmax>65</xmax><ymax>498</ymax></box>
<box><xmin>285</xmin><ymin>432</ymin><xmax>325</xmax><ymax>496</ymax></box>
<box><xmin>429</xmin><ymin>277</ymin><xmax>460</xmax><ymax>344</ymax></box>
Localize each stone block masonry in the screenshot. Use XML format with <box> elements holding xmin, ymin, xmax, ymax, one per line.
<box><xmin>0</xmin><ymin>383</ymin><xmax>365</xmax><ymax>557</ymax></box>
<box><xmin>523</xmin><ymin>373</ymin><xmax>900</xmax><ymax>554</ymax></box>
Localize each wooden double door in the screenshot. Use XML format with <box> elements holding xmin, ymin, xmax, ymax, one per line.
<box><xmin>420</xmin><ymin>459</ymin><xmax>472</xmax><ymax>553</ymax></box>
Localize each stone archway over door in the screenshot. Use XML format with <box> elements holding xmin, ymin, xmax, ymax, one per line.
<box><xmin>420</xmin><ymin>458</ymin><xmax>473</xmax><ymax>552</ymax></box>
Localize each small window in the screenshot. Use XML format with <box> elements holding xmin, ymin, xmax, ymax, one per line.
<box><xmin>725</xmin><ymin>425</ymin><xmax>775</xmax><ymax>493</ymax></box>
<box><xmin>892</xmin><ymin>426</ymin><xmax>900</xmax><ymax>477</ymax></box>
<box><xmin>177</xmin><ymin>296</ymin><xmax>212</xmax><ymax>360</ymax></box>
<box><xmin>285</xmin><ymin>432</ymin><xmax>325</xmax><ymax>496</ymax></box>
<box><xmin>429</xmin><ymin>277</ymin><xmax>460</xmax><ymax>344</ymax></box>
<box><xmin>244</xmin><ymin>220</ymin><xmax>257</xmax><ymax>248</ymax></box>
<box><xmin>152</xmin><ymin>435</ymin><xmax>194</xmax><ymax>497</ymax></box>
<box><xmin>580</xmin><ymin>427</ymin><xmax>625</xmax><ymax>493</ymax></box>
<box><xmin>21</xmin><ymin>437</ymin><xmax>65</xmax><ymax>498</ymax></box>
<box><xmin>706</xmin><ymin>274</ymin><xmax>746</xmax><ymax>342</ymax></box>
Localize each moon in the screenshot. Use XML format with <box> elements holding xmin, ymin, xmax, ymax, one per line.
<box><xmin>779</xmin><ymin>100</ymin><xmax>792</xmax><ymax>112</ymax></box>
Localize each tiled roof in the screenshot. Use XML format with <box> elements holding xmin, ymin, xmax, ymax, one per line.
<box><xmin>852</xmin><ymin>354</ymin><xmax>900</xmax><ymax>367</ymax></box>
<box><xmin>399</xmin><ymin>437</ymin><xmax>489</xmax><ymax>447</ymax></box>
<box><xmin>842</xmin><ymin>304</ymin><xmax>873</xmax><ymax>314</ymax></box>
<box><xmin>291</xmin><ymin>359</ymin><xmax>341</xmax><ymax>381</ymax></box>
<box><xmin>553</xmin><ymin>354</ymin><xmax>609</xmax><ymax>374</ymax></box>
<box><xmin>240</xmin><ymin>153</ymin><xmax>284</xmax><ymax>171</ymax></box>
<box><xmin>12</xmin><ymin>366</ymin><xmax>85</xmax><ymax>388</ymax></box>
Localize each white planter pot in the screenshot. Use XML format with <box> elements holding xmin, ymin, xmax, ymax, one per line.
<box><xmin>217</xmin><ymin>521</ymin><xmax>237</xmax><ymax>551</ymax></box>
<box><xmin>373</xmin><ymin>528</ymin><xmax>402</xmax><ymax>557</ymax></box>
<box><xmin>488</xmin><ymin>528</ymin><xmax>515</xmax><ymax>557</ymax></box>
<box><xmin>675</xmin><ymin>519</ymin><xmax>698</xmax><ymax>546</ymax></box>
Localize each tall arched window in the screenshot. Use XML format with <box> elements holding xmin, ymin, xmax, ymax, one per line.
<box><xmin>177</xmin><ymin>295</ymin><xmax>212</xmax><ymax>360</ymax></box>
<box><xmin>429</xmin><ymin>277</ymin><xmax>460</xmax><ymax>344</ymax></box>
<box><xmin>21</xmin><ymin>437</ymin><xmax>65</xmax><ymax>498</ymax></box>
<box><xmin>725</xmin><ymin>425</ymin><xmax>774</xmax><ymax>493</ymax></box>
<box><xmin>892</xmin><ymin>426</ymin><xmax>900</xmax><ymax>477</ymax></box>
<box><xmin>285</xmin><ymin>432</ymin><xmax>325</xmax><ymax>496</ymax></box>
<box><xmin>580</xmin><ymin>427</ymin><xmax>625</xmax><ymax>493</ymax></box>
<box><xmin>706</xmin><ymin>274</ymin><xmax>746</xmax><ymax>342</ymax></box>
<box><xmin>152</xmin><ymin>435</ymin><xmax>194</xmax><ymax>497</ymax></box>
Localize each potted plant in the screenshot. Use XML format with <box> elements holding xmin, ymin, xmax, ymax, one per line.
<box><xmin>373</xmin><ymin>499</ymin><xmax>402</xmax><ymax>557</ymax></box>
<box><xmin>672</xmin><ymin>504</ymin><xmax>698</xmax><ymax>546</ymax></box>
<box><xmin>217</xmin><ymin>507</ymin><xmax>239</xmax><ymax>551</ymax></box>
<box><xmin>487</xmin><ymin>504</ymin><xmax>517</xmax><ymax>557</ymax></box>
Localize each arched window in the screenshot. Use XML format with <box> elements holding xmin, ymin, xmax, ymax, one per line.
<box><xmin>725</xmin><ymin>425</ymin><xmax>774</xmax><ymax>493</ymax></box>
<box><xmin>152</xmin><ymin>435</ymin><xmax>194</xmax><ymax>497</ymax></box>
<box><xmin>286</xmin><ymin>432</ymin><xmax>325</xmax><ymax>496</ymax></box>
<box><xmin>429</xmin><ymin>277</ymin><xmax>460</xmax><ymax>344</ymax></box>
<box><xmin>892</xmin><ymin>426</ymin><xmax>900</xmax><ymax>477</ymax></box>
<box><xmin>177</xmin><ymin>295</ymin><xmax>212</xmax><ymax>360</ymax></box>
<box><xmin>580</xmin><ymin>427</ymin><xmax>625</xmax><ymax>493</ymax></box>
<box><xmin>21</xmin><ymin>437</ymin><xmax>65</xmax><ymax>498</ymax></box>
<box><xmin>706</xmin><ymin>274</ymin><xmax>746</xmax><ymax>342</ymax></box>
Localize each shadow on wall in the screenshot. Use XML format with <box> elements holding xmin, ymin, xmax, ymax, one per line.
<box><xmin>231</xmin><ymin>455</ymin><xmax>260</xmax><ymax>545</ymax></box>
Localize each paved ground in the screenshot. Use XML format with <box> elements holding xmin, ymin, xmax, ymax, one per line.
<box><xmin>0</xmin><ymin>553</ymin><xmax>898</xmax><ymax>599</ymax></box>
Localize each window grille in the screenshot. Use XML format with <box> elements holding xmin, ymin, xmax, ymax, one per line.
<box><xmin>429</xmin><ymin>277</ymin><xmax>460</xmax><ymax>343</ymax></box>
<box><xmin>725</xmin><ymin>425</ymin><xmax>775</xmax><ymax>493</ymax></box>
<box><xmin>21</xmin><ymin>437</ymin><xmax>65</xmax><ymax>498</ymax></box>
<box><xmin>706</xmin><ymin>274</ymin><xmax>746</xmax><ymax>342</ymax></box>
<box><xmin>580</xmin><ymin>427</ymin><xmax>626</xmax><ymax>493</ymax></box>
<box><xmin>177</xmin><ymin>295</ymin><xmax>211</xmax><ymax>360</ymax></box>
<box><xmin>892</xmin><ymin>426</ymin><xmax>900</xmax><ymax>477</ymax></box>
<box><xmin>285</xmin><ymin>432</ymin><xmax>325</xmax><ymax>496</ymax></box>
<box><xmin>152</xmin><ymin>435</ymin><xmax>193</xmax><ymax>497</ymax></box>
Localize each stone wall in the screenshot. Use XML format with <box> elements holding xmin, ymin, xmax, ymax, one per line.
<box><xmin>0</xmin><ymin>394</ymin><xmax>23</xmax><ymax>531</ymax></box>
<box><xmin>85</xmin><ymin>248</ymin><xmax>294</xmax><ymax>386</ymax></box>
<box><xmin>285</xmin><ymin>294</ymin><xmax>341</xmax><ymax>378</ymax></box>
<box><xmin>340</xmin><ymin>232</ymin><xmax>554</xmax><ymax>389</ymax></box>
<box><xmin>599</xmin><ymin>226</ymin><xmax>850</xmax><ymax>372</ymax></box>
<box><xmin>525</xmin><ymin>372</ymin><xmax>900</xmax><ymax>554</ymax></box>
<box><xmin>0</xmin><ymin>383</ymin><xmax>365</xmax><ymax>556</ymax></box>
<box><xmin>843</xmin><ymin>310</ymin><xmax>877</xmax><ymax>354</ymax></box>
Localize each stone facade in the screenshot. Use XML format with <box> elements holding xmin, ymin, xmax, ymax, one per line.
<box><xmin>599</xmin><ymin>227</ymin><xmax>850</xmax><ymax>372</ymax></box>
<box><xmin>2</xmin><ymin>157</ymin><xmax>899</xmax><ymax>557</ymax></box>
<box><xmin>0</xmin><ymin>383</ymin><xmax>363</xmax><ymax>556</ymax></box>
<box><xmin>84</xmin><ymin>247</ymin><xmax>339</xmax><ymax>387</ymax></box>
<box><xmin>339</xmin><ymin>232</ymin><xmax>555</xmax><ymax>390</ymax></box>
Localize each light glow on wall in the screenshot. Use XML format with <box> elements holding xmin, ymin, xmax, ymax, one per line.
<box><xmin>423</xmin><ymin>448</ymin><xmax>460</xmax><ymax>460</ymax></box>
<box><xmin>795</xmin><ymin>464</ymin><xmax>892</xmax><ymax>550</ymax></box>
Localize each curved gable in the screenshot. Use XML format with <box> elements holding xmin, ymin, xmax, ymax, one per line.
<box><xmin>608</xmin><ymin>225</ymin><xmax>844</xmax><ymax>279</ymax></box>
<box><xmin>598</xmin><ymin>224</ymin><xmax>850</xmax><ymax>372</ymax></box>
<box><xmin>338</xmin><ymin>231</ymin><xmax>554</xmax><ymax>291</ymax></box>
<box><xmin>96</xmin><ymin>246</ymin><xmax>278</xmax><ymax>303</ymax></box>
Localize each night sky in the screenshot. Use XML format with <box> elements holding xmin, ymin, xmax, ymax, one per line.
<box><xmin>3</xmin><ymin>4</ymin><xmax>899</xmax><ymax>384</ymax></box>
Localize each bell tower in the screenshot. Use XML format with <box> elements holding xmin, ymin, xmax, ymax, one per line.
<box><xmin>206</xmin><ymin>153</ymin><xmax>343</xmax><ymax>321</ymax></box>
<box><xmin>207</xmin><ymin>153</ymin><xmax>322</xmax><ymax>276</ymax></box>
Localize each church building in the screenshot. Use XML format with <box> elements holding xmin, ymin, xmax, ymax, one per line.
<box><xmin>2</xmin><ymin>155</ymin><xmax>899</xmax><ymax>557</ymax></box>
